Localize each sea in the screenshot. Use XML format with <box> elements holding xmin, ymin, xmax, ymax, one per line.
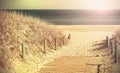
<box><xmin>7</xmin><ymin>9</ymin><xmax>120</xmax><ymax>25</ymax></box>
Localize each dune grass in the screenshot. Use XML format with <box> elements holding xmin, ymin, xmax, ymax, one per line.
<box><xmin>0</xmin><ymin>10</ymin><xmax>68</xmax><ymax>73</ymax></box>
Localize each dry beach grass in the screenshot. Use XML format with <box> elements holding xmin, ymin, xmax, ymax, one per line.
<box><xmin>0</xmin><ymin>11</ymin><xmax>68</xmax><ymax>73</ymax></box>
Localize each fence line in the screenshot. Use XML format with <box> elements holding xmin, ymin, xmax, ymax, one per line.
<box><xmin>106</xmin><ymin>36</ymin><xmax>119</xmax><ymax>63</ymax></box>
<box><xmin>19</xmin><ymin>34</ymin><xmax>71</xmax><ymax>61</ymax></box>
<box><xmin>20</xmin><ymin>36</ymin><xmax>67</xmax><ymax>59</ymax></box>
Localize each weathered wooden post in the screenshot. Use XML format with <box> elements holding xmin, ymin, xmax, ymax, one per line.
<box><xmin>114</xmin><ymin>42</ymin><xmax>119</xmax><ymax>63</ymax></box>
<box><xmin>97</xmin><ymin>64</ymin><xmax>101</xmax><ymax>73</ymax></box>
<box><xmin>21</xmin><ymin>44</ymin><xmax>24</xmax><ymax>59</ymax></box>
<box><xmin>59</xmin><ymin>38</ymin><xmax>62</xmax><ymax>48</ymax></box>
<box><xmin>111</xmin><ymin>40</ymin><xmax>115</xmax><ymax>54</ymax></box>
<box><xmin>106</xmin><ymin>36</ymin><xmax>110</xmax><ymax>49</ymax></box>
<box><xmin>62</xmin><ymin>36</ymin><xmax>65</xmax><ymax>45</ymax></box>
<box><xmin>55</xmin><ymin>37</ymin><xmax>57</xmax><ymax>50</ymax></box>
<box><xmin>68</xmin><ymin>33</ymin><xmax>71</xmax><ymax>40</ymax></box>
<box><xmin>43</xmin><ymin>40</ymin><xmax>46</xmax><ymax>53</ymax></box>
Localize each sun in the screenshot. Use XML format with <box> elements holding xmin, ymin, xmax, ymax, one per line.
<box><xmin>86</xmin><ymin>0</ymin><xmax>111</xmax><ymax>10</ymax></box>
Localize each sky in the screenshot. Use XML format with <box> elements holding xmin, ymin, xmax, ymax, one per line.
<box><xmin>0</xmin><ymin>0</ymin><xmax>120</xmax><ymax>10</ymax></box>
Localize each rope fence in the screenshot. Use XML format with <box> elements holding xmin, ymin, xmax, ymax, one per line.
<box><xmin>19</xmin><ymin>34</ymin><xmax>71</xmax><ymax>59</ymax></box>
<box><xmin>106</xmin><ymin>35</ymin><xmax>120</xmax><ymax>63</ymax></box>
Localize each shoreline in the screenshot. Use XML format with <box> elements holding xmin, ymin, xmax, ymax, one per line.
<box><xmin>55</xmin><ymin>25</ymin><xmax>120</xmax><ymax>32</ymax></box>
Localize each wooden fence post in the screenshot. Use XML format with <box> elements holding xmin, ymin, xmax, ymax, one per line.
<box><xmin>55</xmin><ymin>37</ymin><xmax>57</xmax><ymax>50</ymax></box>
<box><xmin>97</xmin><ymin>65</ymin><xmax>101</xmax><ymax>73</ymax></box>
<box><xmin>68</xmin><ymin>33</ymin><xmax>71</xmax><ymax>40</ymax></box>
<box><xmin>114</xmin><ymin>42</ymin><xmax>118</xmax><ymax>63</ymax></box>
<box><xmin>106</xmin><ymin>36</ymin><xmax>110</xmax><ymax>49</ymax></box>
<box><xmin>21</xmin><ymin>44</ymin><xmax>24</xmax><ymax>59</ymax></box>
<box><xmin>111</xmin><ymin>40</ymin><xmax>115</xmax><ymax>54</ymax></box>
<box><xmin>62</xmin><ymin>36</ymin><xmax>65</xmax><ymax>45</ymax></box>
<box><xmin>43</xmin><ymin>40</ymin><xmax>46</xmax><ymax>53</ymax></box>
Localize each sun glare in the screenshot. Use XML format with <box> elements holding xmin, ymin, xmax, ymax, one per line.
<box><xmin>86</xmin><ymin>0</ymin><xmax>112</xmax><ymax>10</ymax></box>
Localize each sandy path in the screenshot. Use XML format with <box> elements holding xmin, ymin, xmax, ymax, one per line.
<box><xmin>61</xmin><ymin>31</ymin><xmax>113</xmax><ymax>56</ymax></box>
<box><xmin>40</xmin><ymin>56</ymin><xmax>100</xmax><ymax>73</ymax></box>
<box><xmin>38</xmin><ymin>25</ymin><xmax>119</xmax><ymax>73</ymax></box>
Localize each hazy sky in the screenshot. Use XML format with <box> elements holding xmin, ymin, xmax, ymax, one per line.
<box><xmin>1</xmin><ymin>0</ymin><xmax>120</xmax><ymax>10</ymax></box>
